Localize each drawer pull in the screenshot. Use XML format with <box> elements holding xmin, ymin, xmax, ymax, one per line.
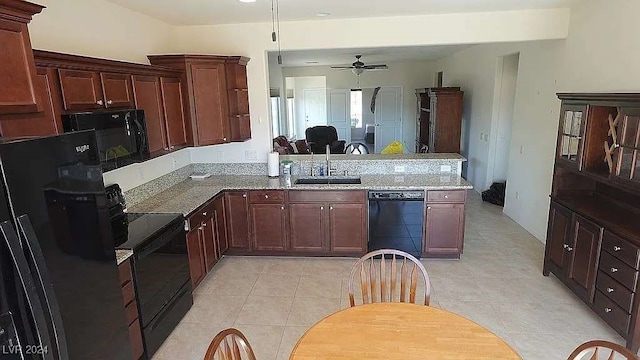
<box><xmin>611</xmin><ymin>267</ymin><xmax>618</xmax><ymax>273</ymax></box>
<box><xmin>242</xmin><ymin>194</ymin><xmax>247</xmax><ymax>198</ymax></box>
<box><xmin>604</xmin><ymin>307</ymin><xmax>612</xmax><ymax>313</ymax></box>
<box><xmin>563</xmin><ymin>244</ymin><xmax>568</xmax><ymax>249</ymax></box>
<box><xmin>444</xmin><ymin>195</ymin><xmax>449</xmax><ymax>199</ymax></box>
<box><xmin>281</xmin><ymin>206</ymin><xmax>285</xmax><ymax>210</ymax></box>
<box><xmin>614</xmin><ymin>246</ymin><xmax>621</xmax><ymax>251</ymax></box>
<box><xmin>606</xmin><ymin>287</ymin><xmax>615</xmax><ymax>293</ymax></box>
<box><xmin>202</xmin><ymin>211</ymin><xmax>207</xmax><ymax>216</ymax></box>
<box><xmin>566</xmin><ymin>246</ymin><xmax>573</xmax><ymax>252</ymax></box>
<box><xmin>320</xmin><ymin>206</ymin><xmax>324</xmax><ymax>210</ymax></box>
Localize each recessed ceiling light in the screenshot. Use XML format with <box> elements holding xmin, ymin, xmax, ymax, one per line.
<box><xmin>306</xmin><ymin>61</ymin><xmax>319</xmax><ymax>64</ymax></box>
<box><xmin>239</xmin><ymin>0</ymin><xmax>256</xmax><ymax>3</ymax></box>
<box><xmin>316</xmin><ymin>12</ymin><xmax>331</xmax><ymax>17</ymax></box>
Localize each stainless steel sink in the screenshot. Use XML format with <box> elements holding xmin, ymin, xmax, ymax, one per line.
<box><xmin>295</xmin><ymin>177</ymin><xmax>362</xmax><ymax>185</ymax></box>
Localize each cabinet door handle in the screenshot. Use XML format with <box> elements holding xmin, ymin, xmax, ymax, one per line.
<box><xmin>202</xmin><ymin>222</ymin><xmax>207</xmax><ymax>227</ymax></box>
<box><xmin>330</xmin><ymin>206</ymin><xmax>334</xmax><ymax>210</ymax></box>
<box><xmin>202</xmin><ymin>211</ymin><xmax>207</xmax><ymax>216</ymax></box>
<box><xmin>611</xmin><ymin>267</ymin><xmax>618</xmax><ymax>273</ymax></box>
<box><xmin>444</xmin><ymin>195</ymin><xmax>449</xmax><ymax>199</ymax></box>
<box><xmin>107</xmin><ymin>99</ymin><xmax>113</xmax><ymax>105</ymax></box>
<box><xmin>566</xmin><ymin>246</ymin><xmax>573</xmax><ymax>252</ymax></box>
<box><xmin>607</xmin><ymin>287</ymin><xmax>615</xmax><ymax>293</ymax></box>
<box><xmin>563</xmin><ymin>244</ymin><xmax>568</xmax><ymax>249</ymax></box>
<box><xmin>427</xmin><ymin>206</ymin><xmax>431</xmax><ymax>210</ymax></box>
<box><xmin>604</xmin><ymin>307</ymin><xmax>612</xmax><ymax>313</ymax></box>
<box><xmin>320</xmin><ymin>206</ymin><xmax>324</xmax><ymax>210</ymax></box>
<box><xmin>242</xmin><ymin>194</ymin><xmax>247</xmax><ymax>198</ymax></box>
<box><xmin>265</xmin><ymin>195</ymin><xmax>269</xmax><ymax>199</ymax></box>
<box><xmin>223</xmin><ymin>137</ymin><xmax>227</xmax><ymax>141</ymax></box>
<box><xmin>614</xmin><ymin>246</ymin><xmax>621</xmax><ymax>251</ymax></box>
<box><xmin>281</xmin><ymin>206</ymin><xmax>285</xmax><ymax>210</ymax></box>
<box><xmin>96</xmin><ymin>99</ymin><xmax>104</xmax><ymax>106</ymax></box>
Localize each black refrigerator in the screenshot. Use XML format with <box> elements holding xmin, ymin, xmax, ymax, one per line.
<box><xmin>0</xmin><ymin>131</ymin><xmax>132</xmax><ymax>359</ymax></box>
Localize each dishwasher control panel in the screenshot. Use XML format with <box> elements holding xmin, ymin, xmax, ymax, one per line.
<box><xmin>368</xmin><ymin>191</ymin><xmax>425</xmax><ymax>200</ymax></box>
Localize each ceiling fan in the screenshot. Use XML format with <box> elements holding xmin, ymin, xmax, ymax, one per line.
<box><xmin>331</xmin><ymin>55</ymin><xmax>388</xmax><ymax>75</ymax></box>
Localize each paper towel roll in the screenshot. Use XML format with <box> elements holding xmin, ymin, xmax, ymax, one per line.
<box><xmin>267</xmin><ymin>152</ymin><xmax>279</xmax><ymax>177</ymax></box>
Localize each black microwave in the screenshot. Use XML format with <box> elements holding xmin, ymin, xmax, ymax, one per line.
<box><xmin>62</xmin><ymin>110</ymin><xmax>150</xmax><ymax>171</ymax></box>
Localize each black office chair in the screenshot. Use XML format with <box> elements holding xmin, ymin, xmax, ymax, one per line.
<box><xmin>344</xmin><ymin>142</ymin><xmax>369</xmax><ymax>154</ymax></box>
<box><xmin>305</xmin><ymin>126</ymin><xmax>346</xmax><ymax>154</ymax></box>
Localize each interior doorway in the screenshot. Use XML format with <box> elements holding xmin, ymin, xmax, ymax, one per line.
<box><xmin>488</xmin><ymin>53</ymin><xmax>519</xmax><ymax>186</ymax></box>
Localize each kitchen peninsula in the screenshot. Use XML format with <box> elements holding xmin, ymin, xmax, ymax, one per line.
<box><xmin>123</xmin><ymin>153</ymin><xmax>472</xmax><ymax>288</ymax></box>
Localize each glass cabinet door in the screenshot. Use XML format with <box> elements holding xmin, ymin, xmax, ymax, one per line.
<box><xmin>614</xmin><ymin>109</ymin><xmax>640</xmax><ymax>184</ymax></box>
<box><xmin>557</xmin><ymin>105</ymin><xmax>587</xmax><ymax>169</ymax></box>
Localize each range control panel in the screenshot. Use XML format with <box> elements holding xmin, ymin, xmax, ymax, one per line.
<box><xmin>368</xmin><ymin>191</ymin><xmax>425</xmax><ymax>200</ymax></box>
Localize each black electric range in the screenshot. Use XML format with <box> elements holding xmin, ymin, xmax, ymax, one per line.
<box><xmin>108</xmin><ymin>185</ymin><xmax>193</xmax><ymax>358</ymax></box>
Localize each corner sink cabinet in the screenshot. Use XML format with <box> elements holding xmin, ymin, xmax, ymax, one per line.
<box><xmin>544</xmin><ymin>93</ymin><xmax>640</xmax><ymax>352</ymax></box>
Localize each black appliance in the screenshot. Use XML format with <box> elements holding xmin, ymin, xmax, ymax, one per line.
<box><xmin>109</xmin><ymin>185</ymin><xmax>191</xmax><ymax>358</ymax></box>
<box><xmin>368</xmin><ymin>190</ymin><xmax>425</xmax><ymax>258</ymax></box>
<box><xmin>0</xmin><ymin>131</ymin><xmax>133</xmax><ymax>359</ymax></box>
<box><xmin>62</xmin><ymin>110</ymin><xmax>149</xmax><ymax>172</ymax></box>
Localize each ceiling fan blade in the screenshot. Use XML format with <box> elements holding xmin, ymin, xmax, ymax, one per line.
<box><xmin>331</xmin><ymin>66</ymin><xmax>355</xmax><ymax>69</ymax></box>
<box><xmin>363</xmin><ymin>65</ymin><xmax>388</xmax><ymax>69</ymax></box>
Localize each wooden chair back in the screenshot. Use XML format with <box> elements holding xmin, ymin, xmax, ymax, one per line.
<box><xmin>203</xmin><ymin>328</ymin><xmax>257</xmax><ymax>360</ymax></box>
<box><xmin>348</xmin><ymin>249</ymin><xmax>431</xmax><ymax>306</ymax></box>
<box><xmin>567</xmin><ymin>340</ymin><xmax>639</xmax><ymax>360</ymax></box>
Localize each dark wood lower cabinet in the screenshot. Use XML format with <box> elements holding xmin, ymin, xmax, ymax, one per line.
<box><xmin>544</xmin><ymin>202</ymin><xmax>573</xmax><ymax>273</ymax></box>
<box><xmin>329</xmin><ymin>203</ymin><xmax>367</xmax><ymax>253</ymax></box>
<box><xmin>289</xmin><ymin>203</ymin><xmax>326</xmax><ymax>252</ymax></box>
<box><xmin>201</xmin><ymin>215</ymin><xmax>218</xmax><ymax>272</ymax></box>
<box><xmin>567</xmin><ymin>215</ymin><xmax>603</xmax><ymax>300</ymax></box>
<box><xmin>250</xmin><ymin>203</ymin><xmax>288</xmax><ymax>251</ymax></box>
<box><xmin>423</xmin><ymin>191</ymin><xmax>466</xmax><ymax>258</ymax></box>
<box><xmin>186</xmin><ymin>228</ymin><xmax>205</xmax><ymax>287</ymax></box>
<box><xmin>214</xmin><ymin>194</ymin><xmax>229</xmax><ymax>256</ymax></box>
<box><xmin>117</xmin><ymin>259</ymin><xmax>144</xmax><ymax>360</ymax></box>
<box><xmin>225</xmin><ymin>191</ymin><xmax>250</xmax><ymax>250</ymax></box>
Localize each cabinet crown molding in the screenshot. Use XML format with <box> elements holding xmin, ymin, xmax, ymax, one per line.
<box><xmin>0</xmin><ymin>0</ymin><xmax>43</xmax><ymax>23</ymax></box>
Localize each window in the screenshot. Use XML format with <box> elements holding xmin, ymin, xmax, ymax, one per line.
<box><xmin>350</xmin><ymin>90</ymin><xmax>363</xmax><ymax>128</ymax></box>
<box><xmin>270</xmin><ymin>97</ymin><xmax>280</xmax><ymax>136</ymax></box>
<box><xmin>286</xmin><ymin>98</ymin><xmax>295</xmax><ymax>139</ymax></box>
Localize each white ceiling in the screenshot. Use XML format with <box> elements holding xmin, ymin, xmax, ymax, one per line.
<box><xmin>106</xmin><ymin>0</ymin><xmax>576</xmax><ymax>26</ymax></box>
<box><xmin>270</xmin><ymin>45</ymin><xmax>473</xmax><ymax>67</ymax></box>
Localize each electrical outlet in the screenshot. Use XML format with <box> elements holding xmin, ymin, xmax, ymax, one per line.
<box><xmin>440</xmin><ymin>165</ymin><xmax>452</xmax><ymax>172</ymax></box>
<box><xmin>515</xmin><ymin>191</ymin><xmax>520</xmax><ymax>200</ymax></box>
<box><xmin>484</xmin><ymin>134</ymin><xmax>489</xmax><ymax>142</ymax></box>
<box><xmin>480</xmin><ymin>132</ymin><xmax>484</xmax><ymax>140</ymax></box>
<box><xmin>172</xmin><ymin>157</ymin><xmax>178</xmax><ymax>168</ymax></box>
<box><xmin>244</xmin><ymin>149</ymin><xmax>258</xmax><ymax>161</ymax></box>
<box><xmin>520</xmin><ymin>145</ymin><xmax>524</xmax><ymax>154</ymax></box>
<box><xmin>394</xmin><ymin>165</ymin><xmax>405</xmax><ymax>173</ymax></box>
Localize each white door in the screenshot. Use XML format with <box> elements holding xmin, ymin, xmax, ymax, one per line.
<box><xmin>327</xmin><ymin>89</ymin><xmax>351</xmax><ymax>145</ymax></box>
<box><xmin>374</xmin><ymin>87</ymin><xmax>403</xmax><ymax>153</ymax></box>
<box><xmin>302</xmin><ymin>88</ymin><xmax>327</xmax><ymax>137</ymax></box>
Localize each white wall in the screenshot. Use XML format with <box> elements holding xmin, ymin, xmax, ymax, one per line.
<box><xmin>432</xmin><ymin>40</ymin><xmax>564</xmax><ymax>240</ymax></box>
<box><xmin>281</xmin><ymin>62</ymin><xmax>435</xmax><ymax>151</ymax></box>
<box><xmin>164</xmin><ymin>9</ymin><xmax>570</xmax><ymax>163</ymax></box>
<box><xmin>29</xmin><ymin>0</ymin><xmax>174</xmax><ymax>64</ymax></box>
<box><xmin>490</xmin><ymin>53</ymin><xmax>519</xmax><ymax>183</ymax></box>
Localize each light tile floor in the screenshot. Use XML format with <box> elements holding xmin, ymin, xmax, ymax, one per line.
<box><xmin>153</xmin><ymin>192</ymin><xmax>625</xmax><ymax>360</ymax></box>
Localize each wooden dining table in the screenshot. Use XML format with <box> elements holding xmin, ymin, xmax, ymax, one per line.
<box><xmin>289</xmin><ymin>302</ymin><xmax>522</xmax><ymax>360</ymax></box>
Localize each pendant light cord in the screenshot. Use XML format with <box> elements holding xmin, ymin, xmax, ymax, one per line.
<box><xmin>276</xmin><ymin>0</ymin><xmax>282</xmax><ymax>64</ymax></box>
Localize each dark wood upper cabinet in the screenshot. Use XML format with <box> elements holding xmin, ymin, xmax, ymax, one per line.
<box><xmin>567</xmin><ymin>214</ymin><xmax>603</xmax><ymax>301</ymax></box>
<box><xmin>613</xmin><ymin>108</ymin><xmax>640</xmax><ymax>186</ymax></box>
<box><xmin>148</xmin><ymin>54</ymin><xmax>251</xmax><ymax>146</ymax></box>
<box><xmin>191</xmin><ymin>62</ymin><xmax>229</xmax><ymax>145</ymax></box>
<box><xmin>329</xmin><ymin>203</ymin><xmax>367</xmax><ymax>254</ymax></box>
<box><xmin>160</xmin><ymin>77</ymin><xmax>188</xmax><ymax>149</ymax></box>
<box><xmin>0</xmin><ymin>1</ymin><xmax>43</xmax><ymax>115</ymax></box>
<box><xmin>132</xmin><ymin>75</ymin><xmax>167</xmax><ymax>154</ymax></box>
<box><xmin>226</xmin><ymin>57</ymin><xmax>251</xmax><ymax>141</ymax></box>
<box><xmin>225</xmin><ymin>191</ymin><xmax>250</xmax><ymax>250</ymax></box>
<box><xmin>100</xmin><ymin>72</ymin><xmax>134</xmax><ymax>108</ymax></box>
<box><xmin>58</xmin><ymin>69</ymin><xmax>103</xmax><ymax>111</ymax></box>
<box><xmin>556</xmin><ymin>103</ymin><xmax>588</xmax><ymax>170</ymax></box>
<box><xmin>0</xmin><ymin>66</ymin><xmax>62</xmax><ymax>137</ymax></box>
<box><xmin>289</xmin><ymin>203</ymin><xmax>326</xmax><ymax>252</ymax></box>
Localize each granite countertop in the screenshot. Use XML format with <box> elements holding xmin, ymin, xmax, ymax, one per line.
<box><xmin>115</xmin><ymin>249</ymin><xmax>133</xmax><ymax>265</ymax></box>
<box><xmin>280</xmin><ymin>153</ymin><xmax>467</xmax><ymax>161</ymax></box>
<box><xmin>129</xmin><ymin>174</ymin><xmax>473</xmax><ymax>216</ymax></box>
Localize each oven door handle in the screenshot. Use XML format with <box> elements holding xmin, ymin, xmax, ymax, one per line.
<box><xmin>136</xmin><ymin>221</ymin><xmax>184</xmax><ymax>259</ymax></box>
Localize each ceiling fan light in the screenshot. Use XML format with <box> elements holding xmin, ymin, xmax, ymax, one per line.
<box><xmin>352</xmin><ymin>68</ymin><xmax>364</xmax><ymax>75</ymax></box>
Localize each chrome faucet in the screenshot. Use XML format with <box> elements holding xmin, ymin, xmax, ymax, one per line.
<box><xmin>325</xmin><ymin>144</ymin><xmax>331</xmax><ymax>176</ymax></box>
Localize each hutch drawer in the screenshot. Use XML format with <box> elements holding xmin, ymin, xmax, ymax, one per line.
<box><xmin>599</xmin><ymin>251</ymin><xmax>638</xmax><ymax>292</ymax></box>
<box><xmin>596</xmin><ymin>271</ymin><xmax>635</xmax><ymax>313</ymax></box>
<box><xmin>602</xmin><ymin>231</ymin><xmax>640</xmax><ymax>269</ymax></box>
<box><xmin>594</xmin><ymin>290</ymin><xmax>631</xmax><ymax>335</ymax></box>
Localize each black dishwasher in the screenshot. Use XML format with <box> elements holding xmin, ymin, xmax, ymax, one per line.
<box><xmin>368</xmin><ymin>190</ymin><xmax>425</xmax><ymax>258</ymax></box>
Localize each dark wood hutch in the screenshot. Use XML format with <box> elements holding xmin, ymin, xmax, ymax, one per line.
<box><xmin>544</xmin><ymin>92</ymin><xmax>640</xmax><ymax>352</ymax></box>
